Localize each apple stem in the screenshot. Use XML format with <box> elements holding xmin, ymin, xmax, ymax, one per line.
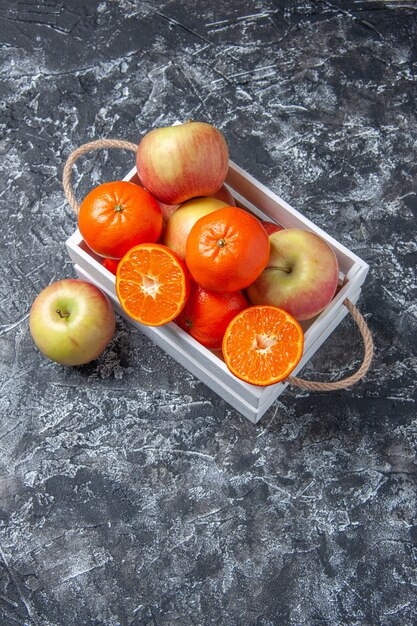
<box><xmin>269</xmin><ymin>266</ymin><xmax>292</xmax><ymax>274</ymax></box>
<box><xmin>56</xmin><ymin>309</ymin><xmax>70</xmax><ymax>319</ymax></box>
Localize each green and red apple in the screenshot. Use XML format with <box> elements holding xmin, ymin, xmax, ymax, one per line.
<box><xmin>156</xmin><ymin>184</ymin><xmax>235</xmax><ymax>223</ymax></box>
<box><xmin>246</xmin><ymin>229</ymin><xmax>339</xmax><ymax>321</ymax></box>
<box><xmin>163</xmin><ymin>196</ymin><xmax>230</xmax><ymax>260</ymax></box>
<box><xmin>30</xmin><ymin>279</ymin><xmax>116</xmax><ymax>366</ymax></box>
<box><xmin>136</xmin><ymin>121</ymin><xmax>229</xmax><ymax>205</ymax></box>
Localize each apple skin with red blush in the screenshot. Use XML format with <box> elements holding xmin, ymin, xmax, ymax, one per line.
<box><xmin>29</xmin><ymin>279</ymin><xmax>115</xmax><ymax>366</ymax></box>
<box><xmin>136</xmin><ymin>121</ymin><xmax>229</xmax><ymax>205</ymax></box>
<box><xmin>246</xmin><ymin>229</ymin><xmax>339</xmax><ymax>321</ymax></box>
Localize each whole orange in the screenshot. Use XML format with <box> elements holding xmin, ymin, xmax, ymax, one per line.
<box><xmin>176</xmin><ymin>281</ymin><xmax>248</xmax><ymax>349</ymax></box>
<box><xmin>78</xmin><ymin>181</ymin><xmax>162</xmax><ymax>259</ymax></box>
<box><xmin>185</xmin><ymin>206</ymin><xmax>270</xmax><ymax>292</ymax></box>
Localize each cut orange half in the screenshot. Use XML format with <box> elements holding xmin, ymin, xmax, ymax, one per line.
<box><xmin>116</xmin><ymin>243</ymin><xmax>190</xmax><ymax>326</ymax></box>
<box><xmin>222</xmin><ymin>306</ymin><xmax>304</xmax><ymax>386</ymax></box>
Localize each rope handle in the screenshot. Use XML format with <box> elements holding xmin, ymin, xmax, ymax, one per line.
<box><xmin>62</xmin><ymin>138</ymin><xmax>138</xmax><ymax>214</ymax></box>
<box><xmin>287</xmin><ymin>298</ymin><xmax>373</xmax><ymax>391</ymax></box>
<box><xmin>63</xmin><ymin>139</ymin><xmax>374</xmax><ymax>392</ymax></box>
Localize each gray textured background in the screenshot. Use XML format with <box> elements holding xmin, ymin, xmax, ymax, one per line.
<box><xmin>1</xmin><ymin>1</ymin><xmax>416</xmax><ymax>625</ymax></box>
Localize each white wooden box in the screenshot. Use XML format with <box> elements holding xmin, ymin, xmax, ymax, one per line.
<box><xmin>66</xmin><ymin>161</ymin><xmax>369</xmax><ymax>423</ymax></box>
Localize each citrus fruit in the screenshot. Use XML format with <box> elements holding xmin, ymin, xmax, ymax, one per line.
<box><xmin>116</xmin><ymin>243</ymin><xmax>190</xmax><ymax>326</ymax></box>
<box><xmin>222</xmin><ymin>306</ymin><xmax>304</xmax><ymax>386</ymax></box>
<box><xmin>102</xmin><ymin>258</ymin><xmax>120</xmax><ymax>274</ymax></box>
<box><xmin>185</xmin><ymin>206</ymin><xmax>270</xmax><ymax>292</ymax></box>
<box><xmin>176</xmin><ymin>281</ymin><xmax>248</xmax><ymax>350</ymax></box>
<box><xmin>163</xmin><ymin>196</ymin><xmax>229</xmax><ymax>260</ymax></box>
<box><xmin>78</xmin><ymin>181</ymin><xmax>162</xmax><ymax>259</ymax></box>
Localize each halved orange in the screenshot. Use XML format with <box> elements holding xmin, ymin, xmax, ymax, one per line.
<box><xmin>116</xmin><ymin>243</ymin><xmax>190</xmax><ymax>326</ymax></box>
<box><xmin>222</xmin><ymin>306</ymin><xmax>304</xmax><ymax>386</ymax></box>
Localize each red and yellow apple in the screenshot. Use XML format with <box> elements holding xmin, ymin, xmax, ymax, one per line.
<box><xmin>260</xmin><ymin>219</ymin><xmax>283</xmax><ymax>236</ymax></box>
<box><xmin>29</xmin><ymin>279</ymin><xmax>116</xmax><ymax>366</ymax></box>
<box><xmin>246</xmin><ymin>229</ymin><xmax>339</xmax><ymax>321</ymax></box>
<box><xmin>163</xmin><ymin>196</ymin><xmax>230</xmax><ymax>260</ymax></box>
<box><xmin>155</xmin><ymin>184</ymin><xmax>235</xmax><ymax>223</ymax></box>
<box><xmin>136</xmin><ymin>121</ymin><xmax>229</xmax><ymax>205</ymax></box>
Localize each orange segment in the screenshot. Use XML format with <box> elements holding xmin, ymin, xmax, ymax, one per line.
<box><xmin>222</xmin><ymin>306</ymin><xmax>304</xmax><ymax>386</ymax></box>
<box><xmin>116</xmin><ymin>244</ymin><xmax>190</xmax><ymax>326</ymax></box>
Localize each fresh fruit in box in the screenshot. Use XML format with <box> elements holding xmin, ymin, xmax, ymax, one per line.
<box><xmin>102</xmin><ymin>257</ymin><xmax>120</xmax><ymax>274</ymax></box>
<box><xmin>30</xmin><ymin>279</ymin><xmax>115</xmax><ymax>366</ymax></box>
<box><xmin>30</xmin><ymin>119</ymin><xmax>350</xmax><ymax>387</ymax></box>
<box><xmin>176</xmin><ymin>281</ymin><xmax>248</xmax><ymax>350</ymax></box>
<box><xmin>185</xmin><ymin>206</ymin><xmax>270</xmax><ymax>292</ymax></box>
<box><xmin>116</xmin><ymin>243</ymin><xmax>190</xmax><ymax>326</ymax></box>
<box><xmin>136</xmin><ymin>121</ymin><xmax>229</xmax><ymax>205</ymax></box>
<box><xmin>222</xmin><ymin>305</ymin><xmax>304</xmax><ymax>386</ymax></box>
<box><xmin>78</xmin><ymin>180</ymin><xmax>162</xmax><ymax>259</ymax></box>
<box><xmin>163</xmin><ymin>196</ymin><xmax>230</xmax><ymax>260</ymax></box>
<box><xmin>152</xmin><ymin>183</ymin><xmax>236</xmax><ymax>223</ymax></box>
<box><xmin>260</xmin><ymin>220</ymin><xmax>283</xmax><ymax>236</ymax></box>
<box><xmin>246</xmin><ymin>229</ymin><xmax>339</xmax><ymax>321</ymax></box>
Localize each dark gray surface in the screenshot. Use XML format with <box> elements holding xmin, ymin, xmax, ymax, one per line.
<box><xmin>1</xmin><ymin>1</ymin><xmax>416</xmax><ymax>625</ymax></box>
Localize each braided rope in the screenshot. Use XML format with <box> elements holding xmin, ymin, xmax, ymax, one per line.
<box><xmin>62</xmin><ymin>138</ymin><xmax>138</xmax><ymax>214</ymax></box>
<box><xmin>63</xmin><ymin>139</ymin><xmax>374</xmax><ymax>392</ymax></box>
<box><xmin>287</xmin><ymin>298</ymin><xmax>374</xmax><ymax>390</ymax></box>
